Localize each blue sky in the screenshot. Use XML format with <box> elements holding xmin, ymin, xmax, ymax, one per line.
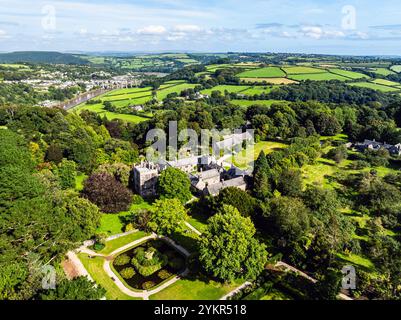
<box><xmin>1</xmin><ymin>0</ymin><xmax>401</xmax><ymax>55</ymax></box>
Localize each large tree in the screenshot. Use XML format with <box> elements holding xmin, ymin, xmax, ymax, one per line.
<box><xmin>149</xmin><ymin>198</ymin><xmax>188</xmax><ymax>235</ymax></box>
<box><xmin>82</xmin><ymin>172</ymin><xmax>132</xmax><ymax>213</ymax></box>
<box><xmin>157</xmin><ymin>167</ymin><xmax>192</xmax><ymax>204</ymax></box>
<box><xmin>38</xmin><ymin>277</ymin><xmax>105</xmax><ymax>300</ymax></box>
<box><xmin>253</xmin><ymin>151</ymin><xmax>271</xmax><ymax>200</ymax></box>
<box><xmin>199</xmin><ymin>205</ymin><xmax>268</xmax><ymax>282</ymax></box>
<box><xmin>216</xmin><ymin>187</ymin><xmax>258</xmax><ymax>217</ymax></box>
<box><xmin>265</xmin><ymin>197</ymin><xmax>311</xmax><ymax>245</ymax></box>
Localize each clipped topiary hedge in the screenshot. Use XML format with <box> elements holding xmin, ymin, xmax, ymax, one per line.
<box><xmin>114</xmin><ymin>254</ymin><xmax>131</xmax><ymax>266</ymax></box>
<box><xmin>158</xmin><ymin>269</ymin><xmax>173</xmax><ymax>280</ymax></box>
<box><xmin>142</xmin><ymin>281</ymin><xmax>156</xmax><ymax>290</ymax></box>
<box><xmin>120</xmin><ymin>267</ymin><xmax>136</xmax><ymax>279</ymax></box>
<box><xmin>131</xmin><ymin>247</ymin><xmax>168</xmax><ymax>277</ymax></box>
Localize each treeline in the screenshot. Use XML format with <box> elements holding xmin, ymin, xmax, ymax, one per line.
<box><xmin>0</xmin><ymin>129</ymin><xmax>105</xmax><ymax>300</ymax></box>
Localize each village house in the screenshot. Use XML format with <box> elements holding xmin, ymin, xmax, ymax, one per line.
<box><xmin>354</xmin><ymin>139</ymin><xmax>401</xmax><ymax>157</ymax></box>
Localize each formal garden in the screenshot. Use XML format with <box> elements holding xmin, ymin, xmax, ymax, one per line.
<box><xmin>112</xmin><ymin>239</ymin><xmax>187</xmax><ymax>291</ymax></box>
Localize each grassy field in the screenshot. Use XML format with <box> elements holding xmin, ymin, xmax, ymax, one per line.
<box><xmin>201</xmin><ymin>85</ymin><xmax>250</xmax><ymax>95</ymax></box>
<box><xmin>241</xmin><ymin>86</ymin><xmax>277</xmax><ymax>95</ymax></box>
<box><xmin>78</xmin><ymin>253</ymin><xmax>141</xmax><ymax>300</ymax></box>
<box><xmin>348</xmin><ymin>82</ymin><xmax>401</xmax><ymax>92</ymax></box>
<box><xmin>240</xmin><ymin>77</ymin><xmax>297</xmax><ymax>84</ymax></box>
<box><xmin>368</xmin><ymin>67</ymin><xmax>396</xmax><ymax>76</ymax></box>
<box><xmin>149</xmin><ymin>276</ymin><xmax>244</xmax><ymax>300</ymax></box>
<box><xmin>390</xmin><ymin>65</ymin><xmax>401</xmax><ymax>73</ymax></box>
<box><xmin>230</xmin><ymin>99</ymin><xmax>286</xmax><ymax>108</ymax></box>
<box><xmin>329</xmin><ymin>68</ymin><xmax>370</xmax><ymax>79</ymax></box>
<box><xmin>372</xmin><ymin>79</ymin><xmax>401</xmax><ymax>87</ymax></box>
<box><xmin>71</xmin><ymin>88</ymin><xmax>153</xmax><ymax>123</ymax></box>
<box><xmin>237</xmin><ymin>67</ymin><xmax>286</xmax><ymax>78</ymax></box>
<box><xmin>229</xmin><ymin>141</ymin><xmax>288</xmax><ymax>169</ymax></box>
<box><xmin>282</xmin><ymin>66</ymin><xmax>325</xmax><ymax>74</ymax></box>
<box><xmin>156</xmin><ymin>83</ymin><xmax>198</xmax><ymax>100</ymax></box>
<box><xmin>288</xmin><ymin>72</ymin><xmax>349</xmax><ymax>81</ymax></box>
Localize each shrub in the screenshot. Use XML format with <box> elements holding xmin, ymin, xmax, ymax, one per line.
<box><xmin>120</xmin><ymin>267</ymin><xmax>136</xmax><ymax>279</ymax></box>
<box><xmin>132</xmin><ymin>194</ymin><xmax>144</xmax><ymax>205</ymax></box>
<box><xmin>142</xmin><ymin>281</ymin><xmax>156</xmax><ymax>290</ymax></box>
<box><xmin>131</xmin><ymin>247</ymin><xmax>168</xmax><ymax>277</ymax></box>
<box><xmin>93</xmin><ymin>243</ymin><xmax>105</xmax><ymax>251</ymax></box>
<box><xmin>125</xmin><ymin>223</ymin><xmax>135</xmax><ymax>232</ymax></box>
<box><xmin>158</xmin><ymin>269</ymin><xmax>173</xmax><ymax>280</ymax></box>
<box><xmin>114</xmin><ymin>254</ymin><xmax>131</xmax><ymax>266</ymax></box>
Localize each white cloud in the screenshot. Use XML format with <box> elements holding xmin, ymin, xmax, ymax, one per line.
<box><xmin>0</xmin><ymin>29</ymin><xmax>8</xmax><ymax>39</ymax></box>
<box><xmin>137</xmin><ymin>25</ymin><xmax>167</xmax><ymax>35</ymax></box>
<box><xmin>173</xmin><ymin>25</ymin><xmax>202</xmax><ymax>33</ymax></box>
<box><xmin>299</xmin><ymin>26</ymin><xmax>345</xmax><ymax>40</ymax></box>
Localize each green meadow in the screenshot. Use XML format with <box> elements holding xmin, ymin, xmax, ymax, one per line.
<box><xmin>348</xmin><ymin>82</ymin><xmax>401</xmax><ymax>92</ymax></box>
<box><xmin>329</xmin><ymin>68</ymin><xmax>370</xmax><ymax>79</ymax></box>
<box><xmin>288</xmin><ymin>72</ymin><xmax>349</xmax><ymax>81</ymax></box>
<box><xmin>282</xmin><ymin>66</ymin><xmax>325</xmax><ymax>74</ymax></box>
<box><xmin>238</xmin><ymin>67</ymin><xmax>286</xmax><ymax>78</ymax></box>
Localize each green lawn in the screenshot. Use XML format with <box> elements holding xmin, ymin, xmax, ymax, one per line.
<box><xmin>99</xmin><ymin>231</ymin><xmax>149</xmax><ymax>256</ymax></box>
<box><xmin>238</xmin><ymin>67</ymin><xmax>286</xmax><ymax>78</ymax></box>
<box><xmin>229</xmin><ymin>141</ymin><xmax>288</xmax><ymax>169</ymax></box>
<box><xmin>78</xmin><ymin>253</ymin><xmax>141</xmax><ymax>300</ymax></box>
<box><xmin>337</xmin><ymin>253</ymin><xmax>375</xmax><ymax>270</ymax></box>
<box><xmin>149</xmin><ymin>275</ymin><xmax>244</xmax><ymax>300</ymax></box>
<box><xmin>97</xmin><ymin>201</ymin><xmax>154</xmax><ymax>235</ymax></box>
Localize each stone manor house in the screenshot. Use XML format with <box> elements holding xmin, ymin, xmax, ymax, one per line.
<box><xmin>133</xmin><ymin>155</ymin><xmax>249</xmax><ymax>198</ymax></box>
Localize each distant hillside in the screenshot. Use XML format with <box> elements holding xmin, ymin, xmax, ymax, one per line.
<box><xmin>0</xmin><ymin>51</ymin><xmax>89</xmax><ymax>65</ymax></box>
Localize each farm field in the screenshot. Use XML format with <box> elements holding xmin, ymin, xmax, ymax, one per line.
<box><xmin>372</xmin><ymin>79</ymin><xmax>401</xmax><ymax>87</ymax></box>
<box><xmin>390</xmin><ymin>65</ymin><xmax>401</xmax><ymax>73</ymax></box>
<box><xmin>348</xmin><ymin>82</ymin><xmax>401</xmax><ymax>92</ymax></box>
<box><xmin>237</xmin><ymin>67</ymin><xmax>286</xmax><ymax>78</ymax></box>
<box><xmin>282</xmin><ymin>66</ymin><xmax>325</xmax><ymax>74</ymax></box>
<box><xmin>240</xmin><ymin>77</ymin><xmax>297</xmax><ymax>84</ymax></box>
<box><xmin>230</xmin><ymin>99</ymin><xmax>286</xmax><ymax>108</ymax></box>
<box><xmin>368</xmin><ymin>67</ymin><xmax>396</xmax><ymax>76</ymax></box>
<box><xmin>241</xmin><ymin>86</ymin><xmax>278</xmax><ymax>95</ymax></box>
<box><xmin>201</xmin><ymin>85</ymin><xmax>250</xmax><ymax>95</ymax></box>
<box><xmin>73</xmin><ymin>102</ymin><xmax>152</xmax><ymax>123</ymax></box>
<box><xmin>156</xmin><ymin>82</ymin><xmax>198</xmax><ymax>100</ymax></box>
<box><xmin>329</xmin><ymin>68</ymin><xmax>370</xmax><ymax>79</ymax></box>
<box><xmin>288</xmin><ymin>72</ymin><xmax>349</xmax><ymax>81</ymax></box>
